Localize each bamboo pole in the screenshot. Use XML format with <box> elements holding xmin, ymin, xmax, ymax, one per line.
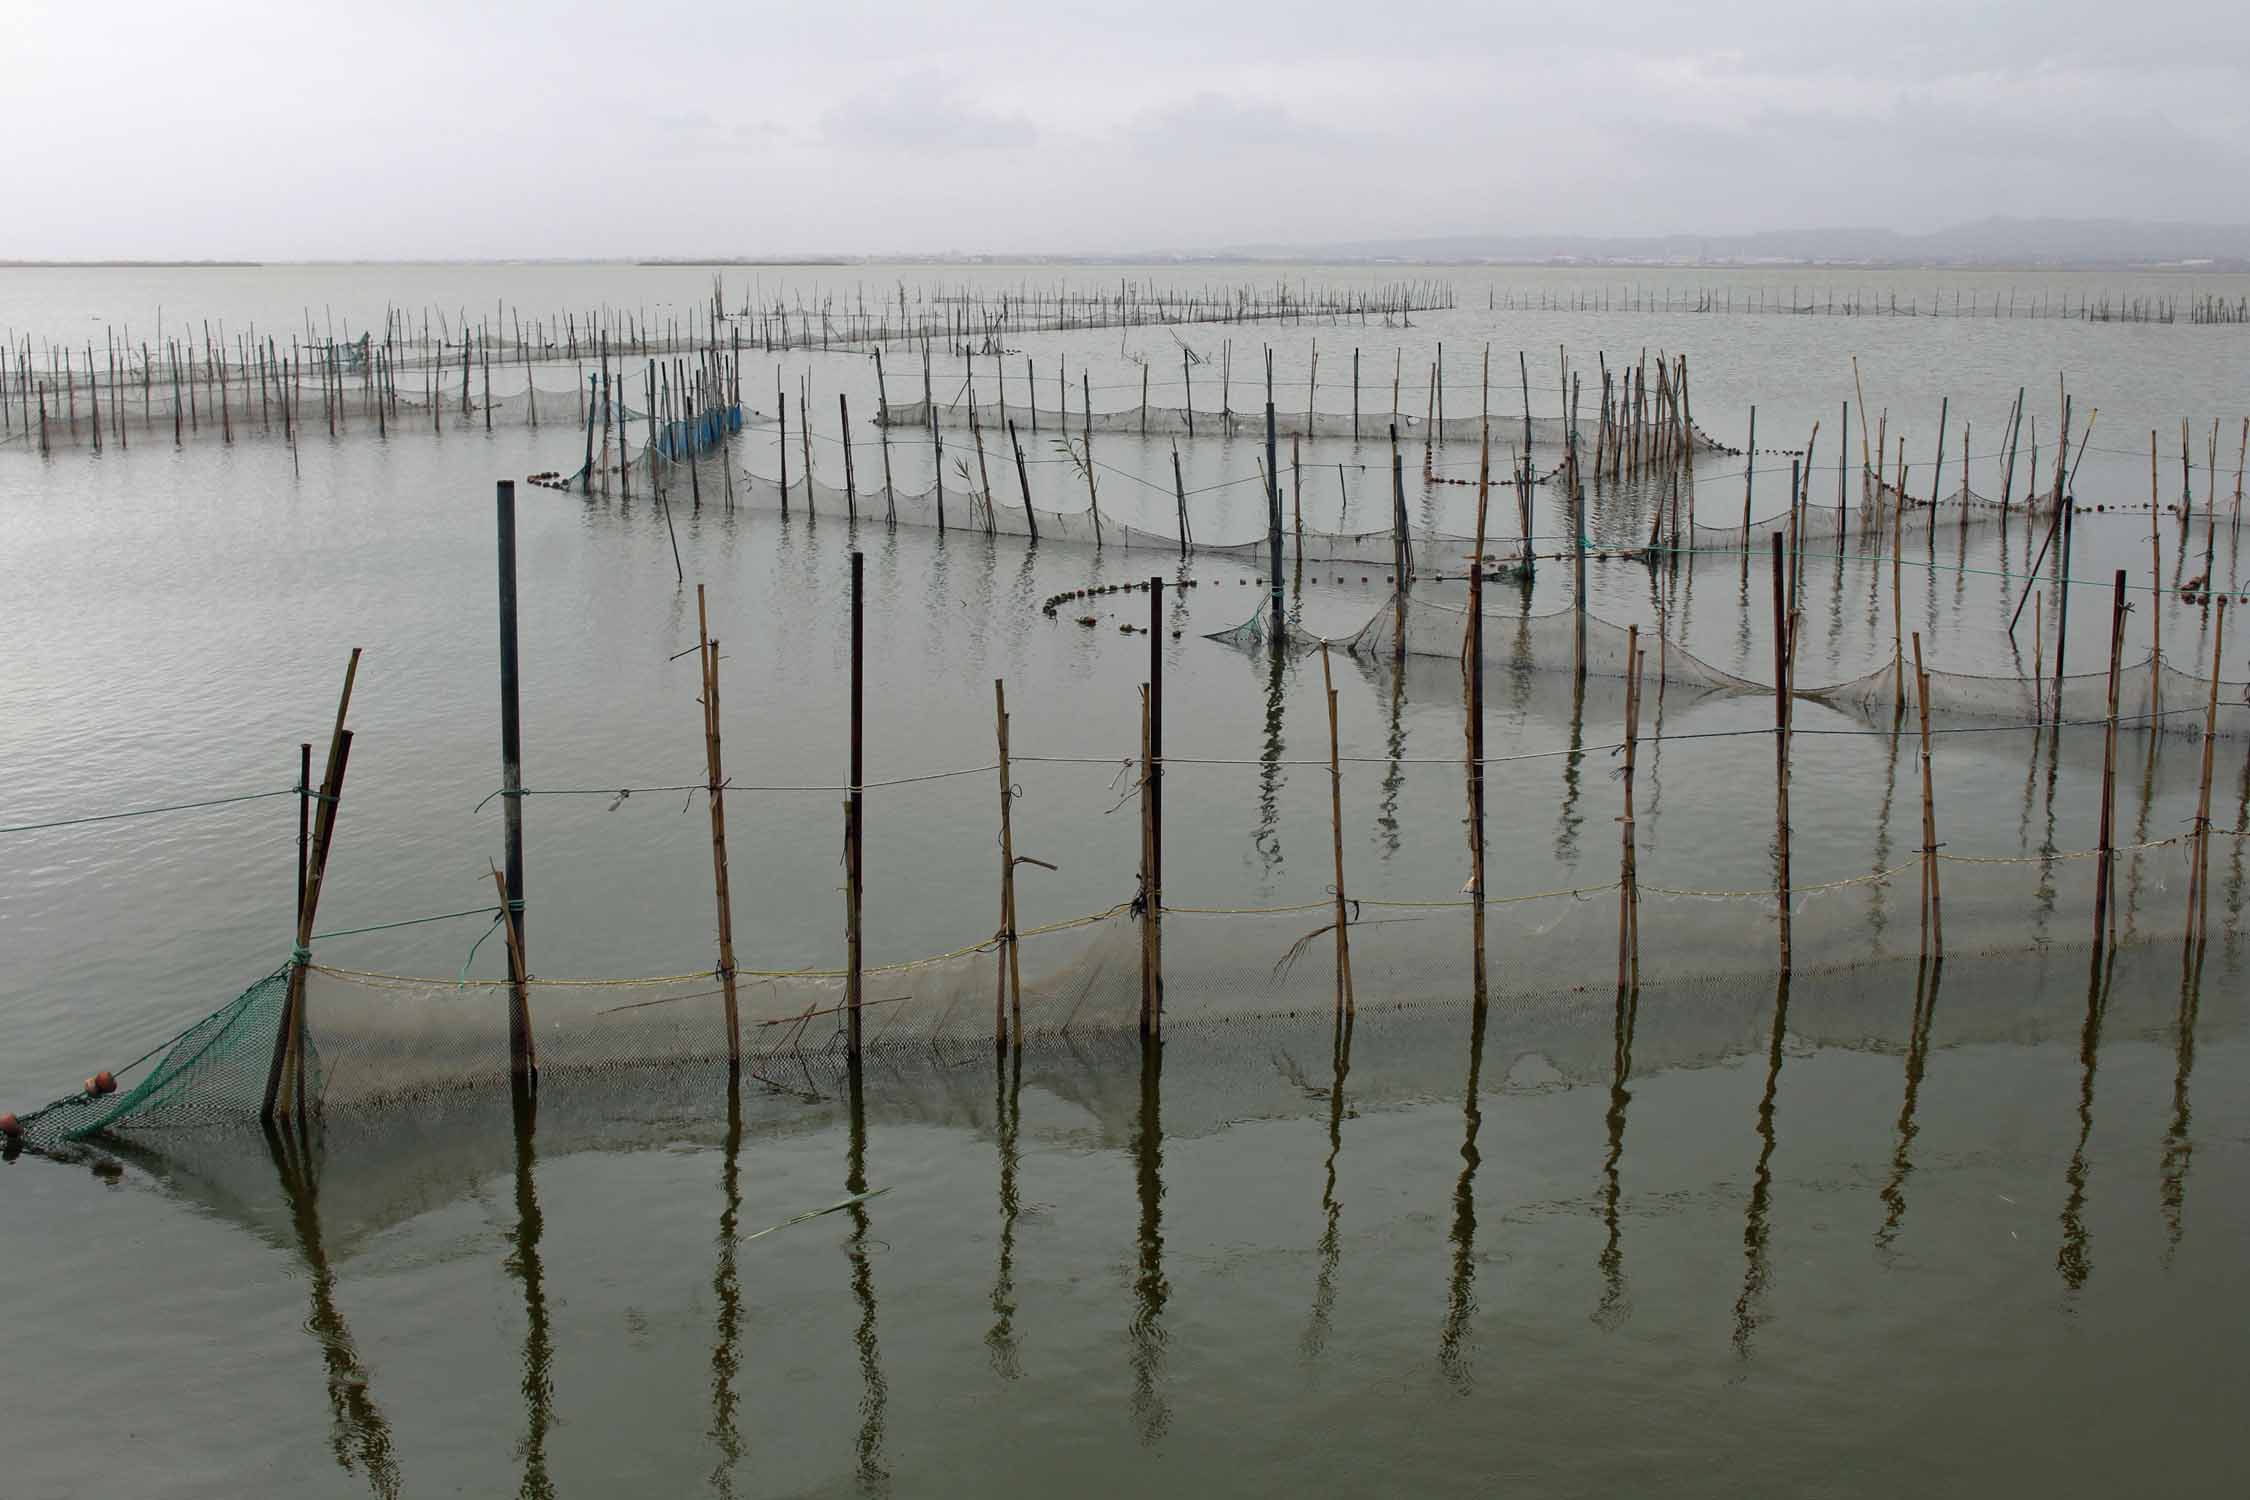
<box><xmin>2186</xmin><ymin>598</ymin><xmax>2227</xmax><ymax>944</ymax></box>
<box><xmin>875</xmin><ymin>351</ymin><xmax>896</xmax><ymax>520</ymax></box>
<box><xmin>1771</xmin><ymin>533</ymin><xmax>1792</xmax><ymax>973</ymax></box>
<box><xmin>1320</xmin><ymin>641</ymin><xmax>1355</xmax><ymax>1017</ymax></box>
<box><xmin>261</xmin><ymin>649</ymin><xmax>360</xmax><ymax>1123</ymax></box>
<box><xmin>1912</xmin><ymin>632</ymin><xmax>1942</xmax><ymax>959</ymax></box>
<box><xmin>2093</xmin><ymin>571</ymin><xmax>2127</xmax><ymax>951</ymax></box>
<box><xmin>994</xmin><ymin>680</ymin><xmax>1020</xmax><ymax>1047</ymax></box>
<box><xmin>1082</xmin><ymin>371</ymin><xmax>1101</xmax><ymax>546</ymax></box>
<box><xmin>1617</xmin><ymin>633</ymin><xmax>1643</xmax><ymax>994</ymax></box>
<box><xmin>495</xmin><ymin>483</ymin><xmax>533</xmax><ymax>1089</ymax></box>
<box><xmin>697</xmin><ymin>586</ymin><xmax>742</xmax><ymax>1074</ymax></box>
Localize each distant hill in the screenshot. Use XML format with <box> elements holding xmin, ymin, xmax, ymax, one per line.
<box><xmin>1206</xmin><ymin>219</ymin><xmax>2250</xmax><ymax>271</ymax></box>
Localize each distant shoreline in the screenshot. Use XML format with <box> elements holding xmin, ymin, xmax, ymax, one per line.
<box><xmin>3</xmin><ymin>256</ymin><xmax>2246</xmax><ymax>275</ymax></box>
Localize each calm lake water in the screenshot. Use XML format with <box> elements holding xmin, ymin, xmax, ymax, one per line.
<box><xmin>2</xmin><ymin>262</ymin><xmax>2246</xmax><ymax>1496</ymax></box>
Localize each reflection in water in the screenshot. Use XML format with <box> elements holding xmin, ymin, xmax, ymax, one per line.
<box><xmin>1130</xmin><ymin>1039</ymin><xmax>1171</xmax><ymax>1443</ymax></box>
<box><xmin>845</xmin><ymin>1056</ymin><xmax>890</xmax><ymax>1493</ymax></box>
<box><xmin>506</xmin><ymin>1087</ymin><xmax>555</xmax><ymax>1500</ymax></box>
<box><xmin>1869</xmin><ymin>717</ymin><xmax>1903</xmax><ymax>946</ymax></box>
<box><xmin>1302</xmin><ymin>1010</ymin><xmax>1354</xmax><ymax>1359</ymax></box>
<box><xmin>1438</xmin><ymin>997</ymin><xmax>1489</xmax><ymax>1391</ymax></box>
<box><xmin>266</xmin><ymin>1121</ymin><xmax>401</xmax><ymax>1499</ymax></box>
<box><xmin>2161</xmin><ymin>946</ymin><xmax>2203</xmax><ymax>1265</ymax></box>
<box><xmin>1254</xmin><ymin>642</ymin><xmax>1289</xmax><ymax>877</ymax></box>
<box><xmin>987</xmin><ymin>1047</ymin><xmax>1025</xmax><ymax>1380</ymax></box>
<box><xmin>1554</xmin><ymin>672</ymin><xmax>1587</xmax><ymax>868</ymax></box>
<box><xmin>1377</xmin><ymin>663</ymin><xmax>1407</xmax><ymax>861</ymax></box>
<box><xmin>1594</xmin><ymin>980</ymin><xmax>1639</xmax><ymax>1330</ymax></box>
<box><xmin>2058</xmin><ymin>954</ymin><xmax>2114</xmax><ymax>1293</ymax></box>
<box><xmin>1732</xmin><ymin>973</ymin><xmax>1791</xmax><ymax>1360</ymax></box>
<box><xmin>1877</xmin><ymin>959</ymin><xmax>1944</xmax><ymax>1259</ymax></box>
<box><xmin>708</xmin><ymin>1074</ymin><xmax>746</xmax><ymax>1495</ymax></box>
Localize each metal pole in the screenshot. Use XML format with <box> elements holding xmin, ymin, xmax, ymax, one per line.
<box><xmin>497</xmin><ymin>480</ymin><xmax>532</xmax><ymax>1087</ymax></box>
<box><xmin>848</xmin><ymin>550</ymin><xmax>865</xmax><ymax>1054</ymax></box>
<box><xmin>1147</xmin><ymin>576</ymin><xmax>1163</xmax><ymax>1039</ymax></box>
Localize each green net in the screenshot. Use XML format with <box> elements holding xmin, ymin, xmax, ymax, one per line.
<box><xmin>16</xmin><ymin>968</ymin><xmax>289</xmax><ymax>1148</ymax></box>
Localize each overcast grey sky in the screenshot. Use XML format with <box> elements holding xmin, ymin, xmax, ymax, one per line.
<box><xmin>7</xmin><ymin>0</ymin><xmax>2246</xmax><ymax>259</ymax></box>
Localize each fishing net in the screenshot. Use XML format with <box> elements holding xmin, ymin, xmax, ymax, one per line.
<box><xmin>19</xmin><ymin>809</ymin><xmax>2225</xmax><ymax>1153</ymax></box>
<box><xmin>877</xmin><ymin>397</ymin><xmax>1598</xmax><ymax>449</ymax></box>
<box><xmin>1668</xmin><ymin>475</ymin><xmax>2062</xmax><ymax>555</ymax></box>
<box><xmin>1207</xmin><ymin>593</ymin><xmax>1763</xmax><ymax>698</ymax></box>
<box><xmin>1212</xmin><ymin>590</ymin><xmax>2250</xmax><ymax>736</ymax></box>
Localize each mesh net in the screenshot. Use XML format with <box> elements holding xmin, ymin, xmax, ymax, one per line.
<box><xmin>1207</xmin><ymin>591</ymin><xmax>2250</xmax><ymax>736</ymax></box>
<box><xmin>1669</xmin><ymin>475</ymin><xmax>2063</xmax><ymax>555</ymax></box>
<box><xmin>20</xmin><ymin>815</ymin><xmax>2229</xmax><ymax>1150</ymax></box>
<box><xmin>878</xmin><ymin>397</ymin><xmax>1598</xmax><ymax>449</ymax></box>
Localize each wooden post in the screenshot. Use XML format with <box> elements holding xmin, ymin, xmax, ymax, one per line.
<box><xmin>697</xmin><ymin>586</ymin><xmax>742</xmax><ymax>1074</ymax></box>
<box><xmin>2186</xmin><ymin>598</ymin><xmax>2228</xmax><ymax>944</ymax></box>
<box><xmin>994</xmin><ymin>680</ymin><xmax>1019</xmax><ymax>1048</ymax></box>
<box><xmin>261</xmin><ymin>650</ymin><xmax>361</xmax><ymax>1123</ymax></box>
<box><xmin>1009</xmin><ymin>420</ymin><xmax>1037</xmax><ymax>541</ymax></box>
<box><xmin>496</xmin><ymin>483</ymin><xmax>533</xmax><ymax>1088</ymax></box>
<box><xmin>1771</xmin><ymin>532</ymin><xmax>1792</xmax><ymax>972</ymax></box>
<box><xmin>847</xmin><ymin>552</ymin><xmax>866</xmax><ymax>1053</ymax></box>
<box><xmin>1320</xmin><ymin>642</ymin><xmax>1355</xmax><ymax>1016</ymax></box>
<box><xmin>2093</xmin><ymin>570</ymin><xmax>2126</xmax><ymax>951</ymax></box>
<box><xmin>1912</xmin><ymin>632</ymin><xmax>1942</xmax><ymax>959</ymax></box>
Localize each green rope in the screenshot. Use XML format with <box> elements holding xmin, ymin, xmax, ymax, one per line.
<box><xmin>312</xmin><ymin>906</ymin><xmax>503</xmax><ymax>942</ymax></box>
<box><xmin>1</xmin><ymin>786</ymin><xmax>298</xmax><ymax>835</ymax></box>
<box><xmin>458</xmin><ymin>912</ymin><xmax>508</xmax><ymax>986</ymax></box>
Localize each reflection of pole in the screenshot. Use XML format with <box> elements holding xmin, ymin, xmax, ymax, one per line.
<box><xmin>1876</xmin><ymin>957</ymin><xmax>1943</xmax><ymax>1257</ymax></box>
<box><xmin>1439</xmin><ymin>994</ymin><xmax>1488</xmax><ymax>1389</ymax></box>
<box><xmin>265</xmin><ymin>1122</ymin><xmax>401</xmax><ymax>1497</ymax></box>
<box><xmin>508</xmin><ymin>1087</ymin><xmax>554</xmax><ymax>1499</ymax></box>
<box><xmin>1732</xmin><ymin>973</ymin><xmax>1791</xmax><ymax>1359</ymax></box>
<box><xmin>846</xmin><ymin>1058</ymin><xmax>888</xmax><ymax>1487</ymax></box>
<box><xmin>1129</xmin><ymin>1036</ymin><xmax>1170</xmax><ymax>1443</ymax></box>
<box><xmin>708</xmin><ymin>1076</ymin><xmax>745</xmax><ymax>1491</ymax></box>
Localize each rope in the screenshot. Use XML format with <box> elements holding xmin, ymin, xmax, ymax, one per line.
<box><xmin>312</xmin><ymin>906</ymin><xmax>504</xmax><ymax>941</ymax></box>
<box><xmin>1</xmin><ymin>785</ymin><xmax>298</xmax><ymax>835</ymax></box>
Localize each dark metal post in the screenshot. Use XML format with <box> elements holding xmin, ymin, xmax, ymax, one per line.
<box><xmin>1147</xmin><ymin>577</ymin><xmax>1163</xmax><ymax>1037</ymax></box>
<box><xmin>497</xmin><ymin>481</ymin><xmax>532</xmax><ymax>1086</ymax></box>
<box><xmin>848</xmin><ymin>550</ymin><xmax>865</xmax><ymax>1055</ymax></box>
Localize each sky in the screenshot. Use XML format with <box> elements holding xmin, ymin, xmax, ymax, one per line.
<box><xmin>5</xmin><ymin>0</ymin><xmax>2247</xmax><ymax>260</ymax></box>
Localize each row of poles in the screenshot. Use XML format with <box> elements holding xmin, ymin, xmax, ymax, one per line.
<box><xmin>249</xmin><ymin>447</ymin><xmax>2243</xmax><ymax>1121</ymax></box>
